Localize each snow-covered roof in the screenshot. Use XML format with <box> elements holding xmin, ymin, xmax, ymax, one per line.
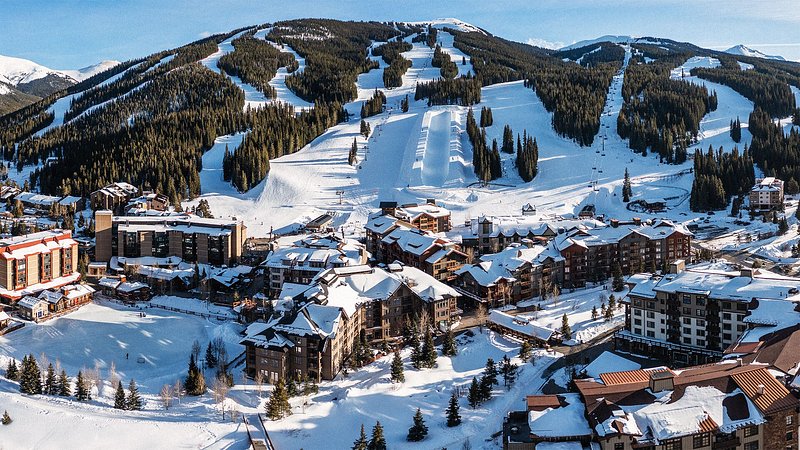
<box><xmin>628</xmin><ymin>263</ymin><xmax>800</xmax><ymax>303</ymax></box>
<box><xmin>17</xmin><ymin>295</ymin><xmax>46</xmax><ymax>309</ymax></box>
<box><xmin>263</xmin><ymin>234</ymin><xmax>364</xmax><ymax>270</ymax></box>
<box><xmin>112</xmin><ymin>214</ymin><xmax>240</xmax><ymax>237</ymax></box>
<box><xmin>0</xmin><ymin>311</ymin><xmax>10</xmax><ymax>321</ymax></box>
<box><xmin>394</xmin><ymin>203</ymin><xmax>450</xmax><ymax>222</ymax></box>
<box><xmin>489</xmin><ymin>310</ymin><xmax>555</xmax><ymax>341</ymax></box>
<box><xmin>752</xmin><ymin>177</ymin><xmax>783</xmax><ymax>192</ymax></box>
<box><xmin>98</xmin><ymin>277</ymin><xmax>121</xmax><ymax>289</ymax></box>
<box><xmin>456</xmin><ymin>243</ymin><xmax>558</xmax><ymax>287</ymax></box>
<box><xmin>583</xmin><ymin>351</ymin><xmax>641</xmax><ymax>379</ymax></box>
<box><xmin>14</xmin><ymin>191</ymin><xmax>61</xmax><ymax>206</ymax></box>
<box><xmin>365</xmin><ymin>214</ymin><xmax>400</xmax><ymax>235</ymax></box>
<box><xmin>116</xmin><ymin>281</ymin><xmax>149</xmax><ymax>293</ymax></box>
<box><xmin>528</xmin><ymin>393</ymin><xmax>591</xmax><ymax>438</ymax></box>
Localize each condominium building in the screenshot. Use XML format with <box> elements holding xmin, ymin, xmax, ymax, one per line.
<box><xmin>618</xmin><ymin>261</ymin><xmax>800</xmax><ymax>366</ymax></box>
<box><xmin>0</xmin><ymin>229</ymin><xmax>79</xmax><ymax>301</ymax></box>
<box><xmin>750</xmin><ymin>177</ymin><xmax>784</xmax><ymax>211</ymax></box>
<box><xmin>94</xmin><ymin>211</ymin><xmax>246</xmax><ymax>266</ymax></box>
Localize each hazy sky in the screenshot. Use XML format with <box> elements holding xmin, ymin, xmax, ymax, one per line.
<box><xmin>3</xmin><ymin>0</ymin><xmax>800</xmax><ymax>69</ymax></box>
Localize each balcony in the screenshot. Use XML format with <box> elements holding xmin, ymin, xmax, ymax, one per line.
<box><xmin>712</xmin><ymin>434</ymin><xmax>740</xmax><ymax>449</ymax></box>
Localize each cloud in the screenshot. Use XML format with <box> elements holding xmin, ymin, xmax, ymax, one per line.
<box><xmin>526</xmin><ymin>37</ymin><xmax>565</xmax><ymax>50</ymax></box>
<box><xmin>198</xmin><ymin>31</ymin><xmax>212</xmax><ymax>38</ymax></box>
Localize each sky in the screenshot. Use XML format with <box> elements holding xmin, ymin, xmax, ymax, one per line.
<box><xmin>2</xmin><ymin>0</ymin><xmax>800</xmax><ymax>69</ymax></box>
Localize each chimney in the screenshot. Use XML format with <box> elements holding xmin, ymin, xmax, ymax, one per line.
<box><xmin>736</xmin><ymin>357</ymin><xmax>743</xmax><ymax>367</ymax></box>
<box><xmin>757</xmin><ymin>384</ymin><xmax>765</xmax><ymax>395</ymax></box>
<box><xmin>649</xmin><ymin>370</ymin><xmax>675</xmax><ymax>393</ymax></box>
<box><xmin>426</xmin><ymin>198</ymin><xmax>436</xmax><ymax>205</ymax></box>
<box><xmin>610</xmin><ymin>219</ymin><xmax>619</xmax><ymax>228</ymax></box>
<box><xmin>669</xmin><ymin>260</ymin><xmax>685</xmax><ymax>274</ymax></box>
<box><xmin>740</xmin><ymin>268</ymin><xmax>754</xmax><ymax>279</ymax></box>
<box><xmin>632</xmin><ymin>217</ymin><xmax>642</xmax><ymax>226</ymax></box>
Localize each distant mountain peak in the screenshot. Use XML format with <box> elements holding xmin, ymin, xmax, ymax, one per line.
<box><xmin>560</xmin><ymin>35</ymin><xmax>635</xmax><ymax>50</ymax></box>
<box><xmin>725</xmin><ymin>44</ymin><xmax>785</xmax><ymax>61</ymax></box>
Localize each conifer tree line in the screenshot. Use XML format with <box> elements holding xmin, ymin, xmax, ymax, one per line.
<box><xmin>410</xmin><ymin>25</ymin><xmax>438</xmax><ymax>48</ymax></box>
<box><xmin>0</xmin><ymin>58</ymin><xmax>143</xmax><ymax>149</ymax></box>
<box><xmin>690</xmin><ymin>145</ymin><xmax>755</xmax><ymax>211</ymax></box>
<box><xmin>414</xmin><ymin>74</ymin><xmax>482</xmax><ymax>106</ymax></box>
<box><xmin>748</xmin><ymin>107</ymin><xmax>800</xmax><ymax>185</ymax></box>
<box><xmin>729</xmin><ymin>117</ymin><xmax>742</xmax><ymax>143</ymax></box>
<box><xmin>372</xmin><ymin>39</ymin><xmax>413</xmax><ymax>88</ymax></box>
<box><xmin>217</xmin><ymin>29</ymin><xmax>298</xmax><ymax>98</ymax></box>
<box><xmin>691</xmin><ymin>57</ymin><xmax>796</xmax><ymax>118</ymax></box>
<box><xmin>447</xmin><ymin>28</ymin><xmax>621</xmax><ymax>146</ymax></box>
<box><xmin>361</xmin><ymin>89</ymin><xmax>387</xmax><ymax>119</ymax></box>
<box><xmin>270</xmin><ymin>19</ymin><xmax>402</xmax><ymax>103</ymax></box>
<box><xmin>515</xmin><ymin>130</ymin><xmax>539</xmax><ymax>182</ymax></box>
<box><xmin>64</xmin><ymin>29</ymin><xmax>248</xmax><ymax>122</ymax></box>
<box><xmin>553</xmin><ymin>42</ymin><xmax>627</xmax><ymax>68</ymax></box>
<box><xmin>25</xmin><ymin>65</ymin><xmax>246</xmax><ymax>201</ymax></box>
<box><xmin>431</xmin><ymin>45</ymin><xmax>458</xmax><ymax>79</ymax></box>
<box><xmin>225</xmin><ymin>101</ymin><xmax>346</xmax><ymax>191</ymax></box>
<box><xmin>480</xmin><ymin>107</ymin><xmax>493</xmax><ymax>127</ymax></box>
<box><xmin>617</xmin><ymin>48</ymin><xmax>717</xmax><ymax>163</ymax></box>
<box><xmin>466</xmin><ymin>109</ymin><xmax>501</xmax><ymax>182</ymax></box>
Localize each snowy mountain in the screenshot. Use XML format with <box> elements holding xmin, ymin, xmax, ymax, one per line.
<box><xmin>725</xmin><ymin>44</ymin><xmax>785</xmax><ymax>61</ymax></box>
<box><xmin>0</xmin><ymin>54</ymin><xmax>120</xmax><ymax>114</ymax></box>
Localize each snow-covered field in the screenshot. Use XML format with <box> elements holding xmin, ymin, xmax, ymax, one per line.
<box><xmin>0</xmin><ymin>300</ymin><xmax>247</xmax><ymax>449</ymax></box>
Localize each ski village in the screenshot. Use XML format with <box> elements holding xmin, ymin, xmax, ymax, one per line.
<box><xmin>1</xmin><ymin>14</ymin><xmax>800</xmax><ymax>450</ymax></box>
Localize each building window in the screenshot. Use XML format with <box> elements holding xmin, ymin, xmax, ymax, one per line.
<box><xmin>787</xmin><ymin>415</ymin><xmax>794</xmax><ymax>426</ymax></box>
<box><xmin>744</xmin><ymin>426</ymin><xmax>758</xmax><ymax>437</ymax></box>
<box><xmin>614</xmin><ymin>444</ymin><xmax>624</xmax><ymax>450</ymax></box>
<box><xmin>744</xmin><ymin>443</ymin><xmax>759</xmax><ymax>450</ymax></box>
<box><xmin>14</xmin><ymin>258</ymin><xmax>27</xmax><ymax>287</ymax></box>
<box><xmin>208</xmin><ymin>235</ymin><xmax>224</xmax><ymax>265</ymax></box>
<box><xmin>664</xmin><ymin>439</ymin><xmax>682</xmax><ymax>450</ymax></box>
<box><xmin>787</xmin><ymin>431</ymin><xmax>794</xmax><ymax>442</ymax></box>
<box><xmin>152</xmin><ymin>232</ymin><xmax>169</xmax><ymax>258</ymax></box>
<box><xmin>40</xmin><ymin>252</ymin><xmax>52</xmax><ymax>282</ymax></box>
<box><xmin>693</xmin><ymin>433</ymin><xmax>710</xmax><ymax>448</ymax></box>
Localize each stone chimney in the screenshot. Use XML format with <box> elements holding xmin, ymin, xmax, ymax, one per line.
<box><xmin>669</xmin><ymin>259</ymin><xmax>685</xmax><ymax>274</ymax></box>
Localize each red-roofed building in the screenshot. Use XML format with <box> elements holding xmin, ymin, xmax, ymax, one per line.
<box><xmin>0</xmin><ymin>229</ymin><xmax>79</xmax><ymax>302</ymax></box>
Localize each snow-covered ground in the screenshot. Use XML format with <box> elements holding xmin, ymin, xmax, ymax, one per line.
<box><xmin>517</xmin><ymin>283</ymin><xmax>625</xmax><ymax>345</ymax></box>
<box><xmin>0</xmin><ymin>300</ymin><xmax>248</xmax><ymax>449</ymax></box>
<box><xmin>262</xmin><ymin>330</ymin><xmax>559</xmax><ymax>450</ymax></box>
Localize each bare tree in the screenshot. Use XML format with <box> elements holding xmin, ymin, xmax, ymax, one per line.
<box><xmin>173</xmin><ymin>379</ymin><xmax>184</xmax><ymax>405</ymax></box>
<box><xmin>160</xmin><ymin>384</ymin><xmax>173</xmax><ymax>410</ymax></box>
<box><xmin>418</xmin><ymin>308</ymin><xmax>430</xmax><ymax>334</ymax></box>
<box><xmin>94</xmin><ymin>362</ymin><xmax>104</xmax><ymax>397</ymax></box>
<box><xmin>254</xmin><ymin>370</ymin><xmax>264</xmax><ymax>397</ymax></box>
<box><xmin>191</xmin><ymin>340</ymin><xmax>201</xmax><ymax>362</ymax></box>
<box><xmin>550</xmin><ymin>283</ymin><xmax>560</xmax><ymax>306</ymax></box>
<box><xmin>108</xmin><ymin>361</ymin><xmax>120</xmax><ymax>391</ymax></box>
<box><xmin>212</xmin><ymin>376</ymin><xmax>230</xmax><ymax>420</ymax></box>
<box><xmin>83</xmin><ymin>365</ymin><xmax>100</xmax><ymax>397</ymax></box>
<box><xmin>475</xmin><ymin>303</ymin><xmax>487</xmax><ymax>333</ymax></box>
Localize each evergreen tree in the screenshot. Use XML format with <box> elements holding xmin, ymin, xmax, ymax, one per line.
<box><xmin>779</xmin><ymin>217</ymin><xmax>789</xmax><ymax>235</ymax></box>
<box><xmin>286</xmin><ymin>373</ymin><xmax>299</xmax><ymax>397</ymax></box>
<box><xmin>501</xmin><ymin>124</ymin><xmax>514</xmax><ymax>154</ymax></box>
<box><xmin>390</xmin><ymin>350</ymin><xmax>405</xmax><ymax>383</ymax></box>
<box><xmin>349</xmin><ymin>138</ymin><xmax>358</xmax><ymax>166</ymax></box>
<box><xmin>468</xmin><ymin>377</ymin><xmax>481</xmax><ymax>408</ymax></box>
<box><xmin>127</xmin><ymin>379</ymin><xmax>142</xmax><ymax>410</ymax></box>
<box><xmin>74</xmin><ymin>371</ymin><xmax>90</xmax><ymax>401</ymax></box>
<box><xmin>441</xmin><ymin>326</ymin><xmax>457</xmax><ymax>357</ymax></box>
<box><xmin>446</xmin><ymin>391</ymin><xmax>461</xmax><ymax>427</ymax></box>
<box><xmin>352</xmin><ymin>424</ymin><xmax>369</xmax><ymax>450</ymax></box>
<box><xmin>612</xmin><ymin>262</ymin><xmax>625</xmax><ymax>291</ymax></box>
<box><xmin>422</xmin><ymin>328</ymin><xmax>437</xmax><ymax>368</ymax></box>
<box><xmin>205</xmin><ymin>342</ymin><xmax>218</xmax><ymax>369</ymax></box>
<box><xmin>266</xmin><ymin>378</ymin><xmax>291</xmax><ymax>420</ymax></box>
<box><xmin>185</xmin><ymin>354</ymin><xmax>206</xmax><ymax>395</ymax></box>
<box><xmin>5</xmin><ymin>359</ymin><xmax>18</xmax><ymax>381</ymax></box>
<box><xmin>591</xmin><ymin>305</ymin><xmax>598</xmax><ymax>320</ymax></box>
<box><xmin>406</xmin><ymin>408</ymin><xmax>428</xmax><ymax>442</ymax></box>
<box><xmin>730</xmin><ymin>117</ymin><xmax>742</xmax><ymax>143</ymax></box>
<box><xmin>519</xmin><ymin>341</ymin><xmax>533</xmax><ymax>361</ymax></box>
<box><xmin>500</xmin><ymin>355</ymin><xmax>518</xmax><ymax>388</ymax></box>
<box><xmin>114</xmin><ymin>381</ymin><xmax>127</xmax><ymax>409</ymax></box>
<box><xmin>561</xmin><ymin>314</ymin><xmax>572</xmax><ymax>341</ymax></box>
<box><xmin>410</xmin><ymin>324</ymin><xmax>423</xmax><ymax>369</ymax></box>
<box><xmin>608</xmin><ymin>294</ymin><xmax>616</xmax><ymax>310</ymax></box>
<box><xmin>368</xmin><ymin>421</ymin><xmax>387</xmax><ymax>450</ymax></box>
<box><xmin>483</xmin><ymin>358</ymin><xmax>498</xmax><ymax>386</ymax></box>
<box><xmin>1</xmin><ymin>410</ymin><xmax>10</xmax><ymax>425</ymax></box>
<box><xmin>479</xmin><ymin>375</ymin><xmax>492</xmax><ymax>402</ymax></box>
<box><xmin>57</xmin><ymin>370</ymin><xmax>71</xmax><ymax>396</ymax></box>
<box><xmin>19</xmin><ymin>354</ymin><xmax>42</xmax><ymax>395</ymax></box>
<box><xmin>622</xmin><ymin>168</ymin><xmax>632</xmax><ymax>202</ymax></box>
<box><xmin>786</xmin><ymin>178</ymin><xmax>800</xmax><ymax>195</ymax></box>
<box><xmin>401</xmin><ymin>95</ymin><xmax>409</xmax><ymax>113</ymax></box>
<box><xmin>44</xmin><ymin>363</ymin><xmax>56</xmax><ymax>395</ymax></box>
<box><xmin>360</xmin><ymin>119</ymin><xmax>371</xmax><ymax>138</ymax></box>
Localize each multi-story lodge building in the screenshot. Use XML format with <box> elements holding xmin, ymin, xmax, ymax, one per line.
<box><xmin>241</xmin><ymin>264</ymin><xmax>459</xmax><ymax>382</ymax></box>
<box><xmin>93</xmin><ymin>211</ymin><xmax>246</xmax><ymax>266</ymax></box>
<box><xmin>504</xmin><ymin>362</ymin><xmax>799</xmax><ymax>450</ymax></box>
<box><xmin>0</xmin><ymin>229</ymin><xmax>79</xmax><ymax>301</ymax></box>
<box><xmin>455</xmin><ymin>242</ymin><xmax>564</xmax><ymax>308</ymax></box>
<box><xmin>263</xmin><ymin>234</ymin><xmax>367</xmax><ymax>295</ymax></box>
<box><xmin>378</xmin><ymin>200</ymin><xmax>452</xmax><ymax>233</ymax></box>
<box><xmin>750</xmin><ymin>177</ymin><xmax>784</xmax><ymax>212</ymax></box>
<box><xmin>90</xmin><ymin>182</ymin><xmax>139</xmax><ymax>213</ymax></box>
<box><xmin>619</xmin><ymin>260</ymin><xmax>800</xmax><ymax>366</ymax></box>
<box><xmin>378</xmin><ymin>226</ymin><xmax>468</xmax><ymax>282</ymax></box>
<box><xmin>454</xmin><ymin>219</ymin><xmax>691</xmax><ymax>306</ymax></box>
